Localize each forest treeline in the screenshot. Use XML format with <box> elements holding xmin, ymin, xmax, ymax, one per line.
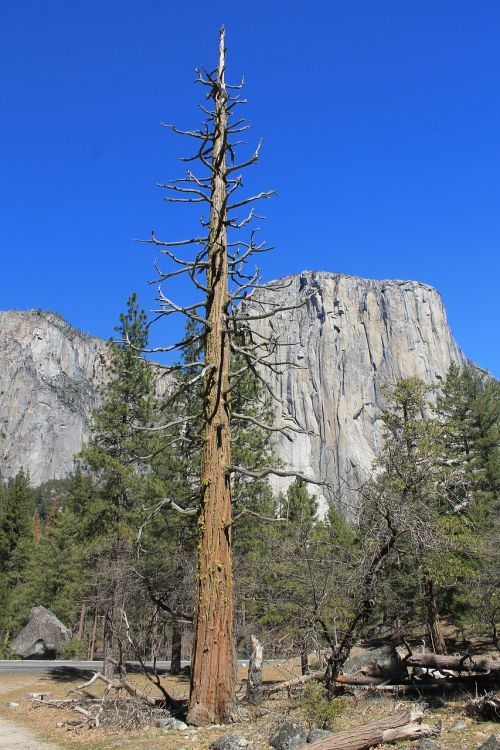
<box><xmin>0</xmin><ymin>294</ymin><xmax>498</xmax><ymax>672</ymax></box>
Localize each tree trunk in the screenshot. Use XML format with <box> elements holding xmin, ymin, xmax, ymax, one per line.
<box><xmin>300</xmin><ymin>646</ymin><xmax>309</xmax><ymax>676</ymax></box>
<box><xmin>325</xmin><ymin>529</ymin><xmax>403</xmax><ymax>696</ymax></box>
<box><xmin>306</xmin><ymin>707</ymin><xmax>440</xmax><ymax>750</ymax></box>
<box><xmin>77</xmin><ymin>605</ymin><xmax>86</xmax><ymax>640</ymax></box>
<box><xmin>170</xmin><ymin>619</ymin><xmax>182</xmax><ymax>675</ymax></box>
<box><xmin>88</xmin><ymin>609</ymin><xmax>98</xmax><ymax>660</ymax></box>
<box><xmin>490</xmin><ymin>616</ymin><xmax>499</xmax><ymax>650</ymax></box>
<box><xmin>400</xmin><ymin>650</ymin><xmax>500</xmax><ymax>676</ymax></box>
<box><xmin>422</xmin><ymin>572</ymin><xmax>447</xmax><ymax>655</ymax></box>
<box><xmin>103</xmin><ymin>606</ymin><xmax>115</xmax><ymax>680</ymax></box>
<box><xmin>246</xmin><ymin>634</ymin><xmax>263</xmax><ymax>704</ymax></box>
<box><xmin>187</xmin><ymin>27</ymin><xmax>234</xmax><ymax>726</ymax></box>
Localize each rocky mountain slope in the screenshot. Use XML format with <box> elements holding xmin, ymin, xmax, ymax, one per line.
<box><xmin>0</xmin><ymin>272</ymin><xmax>469</xmax><ymax>507</ymax></box>
<box><xmin>249</xmin><ymin>271</ymin><xmax>468</xmax><ymax>513</ymax></box>
<box><xmin>0</xmin><ymin>310</ymin><xmax>109</xmax><ymax>485</ymax></box>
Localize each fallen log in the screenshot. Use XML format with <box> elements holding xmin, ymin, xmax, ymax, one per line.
<box><xmin>75</xmin><ymin>671</ymin><xmax>157</xmax><ymax>706</ymax></box>
<box><xmin>355</xmin><ymin>679</ymin><xmax>497</xmax><ymax>696</ymax></box>
<box><xmin>335</xmin><ymin>674</ymin><xmax>388</xmax><ymax>686</ymax></box>
<box><xmin>263</xmin><ymin>667</ymin><xmax>499</xmax><ymax>697</ymax></box>
<box><xmin>306</xmin><ymin>706</ymin><xmax>440</xmax><ymax>750</ymax></box>
<box><xmin>262</xmin><ymin>669</ymin><xmax>326</xmax><ymax>694</ymax></box>
<box><xmin>400</xmin><ymin>651</ymin><xmax>500</xmax><ymax>676</ymax></box>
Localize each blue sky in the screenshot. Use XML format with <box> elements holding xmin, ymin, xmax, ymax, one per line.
<box><xmin>1</xmin><ymin>1</ymin><xmax>499</xmax><ymax>375</ymax></box>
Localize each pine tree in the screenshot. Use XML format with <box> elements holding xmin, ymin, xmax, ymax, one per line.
<box><xmin>19</xmin><ymin>470</ymin><xmax>94</xmax><ymax>629</ymax></box>
<box><xmin>438</xmin><ymin>364</ymin><xmax>499</xmax><ymax>507</ymax></box>
<box><xmin>437</xmin><ymin>365</ymin><xmax>500</xmax><ymax>642</ymax></box>
<box><xmin>74</xmin><ymin>294</ymin><xmax>161</xmax><ymax>676</ymax></box>
<box><xmin>0</xmin><ymin>469</ymin><xmax>35</xmax><ymax>641</ymax></box>
<box><xmin>374</xmin><ymin>378</ymin><xmax>452</xmax><ymax>653</ymax></box>
<box><xmin>285</xmin><ymin>478</ymin><xmax>317</xmax><ymax>527</ymax></box>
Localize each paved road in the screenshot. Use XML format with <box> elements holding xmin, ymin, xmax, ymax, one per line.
<box><xmin>0</xmin><ymin>659</ymin><xmax>249</xmax><ymax>674</ymax></box>
<box><xmin>0</xmin><ymin>660</ymin><xmax>185</xmax><ymax>674</ymax></box>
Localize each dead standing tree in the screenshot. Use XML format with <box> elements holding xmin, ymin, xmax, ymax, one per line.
<box><xmin>138</xmin><ymin>27</ymin><xmax>317</xmax><ymax>725</ymax></box>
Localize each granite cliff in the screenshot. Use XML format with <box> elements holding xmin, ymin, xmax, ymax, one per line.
<box><xmin>0</xmin><ymin>272</ymin><xmax>469</xmax><ymax>505</ymax></box>
<box><xmin>248</xmin><ymin>271</ymin><xmax>468</xmax><ymax>513</ymax></box>
<box><xmin>0</xmin><ymin>310</ymin><xmax>109</xmax><ymax>485</ymax></box>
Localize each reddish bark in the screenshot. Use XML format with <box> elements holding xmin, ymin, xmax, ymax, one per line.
<box><xmin>187</xmin><ymin>27</ymin><xmax>235</xmax><ymax>726</ymax></box>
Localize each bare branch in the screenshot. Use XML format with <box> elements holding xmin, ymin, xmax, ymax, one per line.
<box><xmin>229</xmin><ymin>465</ymin><xmax>327</xmax><ymax>487</ymax></box>
<box><xmin>227</xmin><ymin>190</ymin><xmax>275</xmax><ymax>211</ymax></box>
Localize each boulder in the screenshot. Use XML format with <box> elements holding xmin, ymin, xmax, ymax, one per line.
<box><xmin>476</xmin><ymin>738</ymin><xmax>500</xmax><ymax>750</ymax></box>
<box><xmin>418</xmin><ymin>739</ymin><xmax>444</xmax><ymax>750</ymax></box>
<box><xmin>269</xmin><ymin>721</ymin><xmax>307</xmax><ymax>750</ymax></box>
<box><xmin>159</xmin><ymin>717</ymin><xmax>188</xmax><ymax>731</ymax></box>
<box><xmin>10</xmin><ymin>606</ymin><xmax>71</xmax><ymax>658</ymax></box>
<box><xmin>343</xmin><ymin>644</ymin><xmax>406</xmax><ymax>680</ymax></box>
<box><xmin>307</xmin><ymin>729</ymin><xmax>334</xmax><ymax>743</ymax></box>
<box><xmin>210</xmin><ymin>735</ymin><xmax>249</xmax><ymax>750</ymax></box>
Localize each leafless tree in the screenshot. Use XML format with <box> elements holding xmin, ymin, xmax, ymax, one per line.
<box><xmin>136</xmin><ymin>27</ymin><xmax>318</xmax><ymax>725</ymax></box>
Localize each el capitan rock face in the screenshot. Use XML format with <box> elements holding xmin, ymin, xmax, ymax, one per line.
<box><xmin>247</xmin><ymin>271</ymin><xmax>468</xmax><ymax>513</ymax></box>
<box><xmin>0</xmin><ymin>272</ymin><xmax>470</xmax><ymax>513</ymax></box>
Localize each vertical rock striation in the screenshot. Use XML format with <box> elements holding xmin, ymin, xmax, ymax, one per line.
<box><xmin>0</xmin><ymin>272</ymin><xmax>472</xmax><ymax>516</ymax></box>
<box><xmin>247</xmin><ymin>271</ymin><xmax>468</xmax><ymax>514</ymax></box>
<box><xmin>0</xmin><ymin>309</ymin><xmax>109</xmax><ymax>485</ymax></box>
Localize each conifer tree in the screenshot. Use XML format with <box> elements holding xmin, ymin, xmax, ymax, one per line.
<box><xmin>438</xmin><ymin>363</ymin><xmax>499</xmax><ymax>507</ymax></box>
<box><xmin>285</xmin><ymin>477</ymin><xmax>317</xmax><ymax>527</ymax></box>
<box><xmin>437</xmin><ymin>364</ymin><xmax>500</xmax><ymax>642</ymax></box>
<box><xmin>75</xmin><ymin>294</ymin><xmax>161</xmax><ymax>676</ymax></box>
<box><xmin>19</xmin><ymin>470</ymin><xmax>94</xmax><ymax>629</ymax></box>
<box><xmin>0</xmin><ymin>469</ymin><xmax>35</xmax><ymax>641</ymax></box>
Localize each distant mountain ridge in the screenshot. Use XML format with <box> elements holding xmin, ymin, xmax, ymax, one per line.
<box><xmin>0</xmin><ymin>272</ymin><xmax>470</xmax><ymax>510</ymax></box>
<box><xmin>0</xmin><ymin>309</ymin><xmax>110</xmax><ymax>484</ymax></box>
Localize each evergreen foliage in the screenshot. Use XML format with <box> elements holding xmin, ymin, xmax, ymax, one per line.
<box><xmin>0</xmin><ymin>469</ymin><xmax>35</xmax><ymax>641</ymax></box>
<box><xmin>4</xmin><ymin>331</ymin><xmax>499</xmax><ymax>667</ymax></box>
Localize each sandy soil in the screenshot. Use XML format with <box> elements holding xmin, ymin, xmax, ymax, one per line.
<box><xmin>0</xmin><ymin>662</ymin><xmax>497</xmax><ymax>750</ymax></box>
<box><xmin>0</xmin><ymin>676</ymin><xmax>61</xmax><ymax>748</ymax></box>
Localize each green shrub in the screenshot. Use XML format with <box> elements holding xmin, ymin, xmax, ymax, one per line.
<box><xmin>300</xmin><ymin>680</ymin><xmax>348</xmax><ymax>729</ymax></box>
<box><xmin>60</xmin><ymin>637</ymin><xmax>86</xmax><ymax>659</ymax></box>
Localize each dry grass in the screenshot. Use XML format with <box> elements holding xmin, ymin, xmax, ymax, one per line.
<box><xmin>0</xmin><ymin>662</ymin><xmax>498</xmax><ymax>750</ymax></box>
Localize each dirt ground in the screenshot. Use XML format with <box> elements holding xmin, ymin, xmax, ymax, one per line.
<box><xmin>0</xmin><ymin>661</ymin><xmax>498</xmax><ymax>750</ymax></box>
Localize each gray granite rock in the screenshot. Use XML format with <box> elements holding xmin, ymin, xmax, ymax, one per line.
<box><xmin>11</xmin><ymin>606</ymin><xmax>71</xmax><ymax>658</ymax></box>
<box><xmin>0</xmin><ymin>309</ymin><xmax>110</xmax><ymax>485</ymax></box>
<box><xmin>0</xmin><ymin>308</ymin><xmax>168</xmax><ymax>486</ymax></box>
<box><xmin>418</xmin><ymin>739</ymin><xmax>443</xmax><ymax>750</ymax></box>
<box><xmin>210</xmin><ymin>735</ymin><xmax>249</xmax><ymax>750</ymax></box>
<box><xmin>476</xmin><ymin>737</ymin><xmax>500</xmax><ymax>750</ymax></box>
<box><xmin>269</xmin><ymin>721</ymin><xmax>307</xmax><ymax>750</ymax></box>
<box><xmin>249</xmin><ymin>271</ymin><xmax>469</xmax><ymax>516</ymax></box>
<box><xmin>307</xmin><ymin>728</ymin><xmax>333</xmax><ymax>743</ymax></box>
<box><xmin>159</xmin><ymin>717</ymin><xmax>188</xmax><ymax>731</ymax></box>
<box><xmin>343</xmin><ymin>644</ymin><xmax>406</xmax><ymax>679</ymax></box>
<box><xmin>0</xmin><ymin>273</ymin><xmax>474</xmax><ymax>519</ymax></box>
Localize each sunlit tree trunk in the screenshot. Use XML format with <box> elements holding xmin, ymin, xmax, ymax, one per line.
<box><xmin>187</xmin><ymin>27</ymin><xmax>235</xmax><ymax>726</ymax></box>
<box><xmin>170</xmin><ymin>619</ymin><xmax>182</xmax><ymax>675</ymax></box>
<box><xmin>422</xmin><ymin>572</ymin><xmax>447</xmax><ymax>655</ymax></box>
